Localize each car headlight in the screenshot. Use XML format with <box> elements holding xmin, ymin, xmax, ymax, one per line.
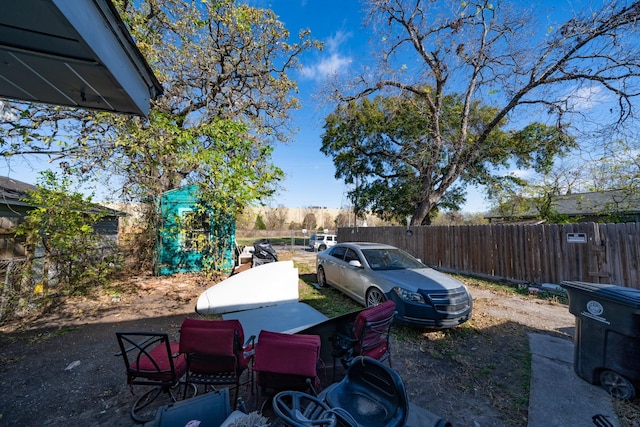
<box><xmin>393</xmin><ymin>287</ymin><xmax>426</xmax><ymax>304</ymax></box>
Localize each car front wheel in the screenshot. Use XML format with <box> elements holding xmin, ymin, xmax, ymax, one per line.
<box><xmin>366</xmin><ymin>288</ymin><xmax>386</xmax><ymax>307</ymax></box>
<box><xmin>318</xmin><ymin>244</ymin><xmax>327</xmax><ymax>251</ymax></box>
<box><xmin>317</xmin><ymin>266</ymin><xmax>327</xmax><ymax>288</ymax></box>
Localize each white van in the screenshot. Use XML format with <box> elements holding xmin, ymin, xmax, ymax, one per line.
<box><xmin>309</xmin><ymin>233</ymin><xmax>337</xmax><ymax>251</ymax></box>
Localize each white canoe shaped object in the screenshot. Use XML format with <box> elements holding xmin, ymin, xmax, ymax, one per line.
<box><xmin>195</xmin><ymin>260</ymin><xmax>299</xmax><ymax>315</ymax></box>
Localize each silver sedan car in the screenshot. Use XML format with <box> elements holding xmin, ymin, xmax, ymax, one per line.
<box><xmin>316</xmin><ymin>242</ymin><xmax>472</xmax><ymax>328</ymax></box>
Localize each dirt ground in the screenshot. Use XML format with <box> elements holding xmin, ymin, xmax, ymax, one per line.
<box><xmin>0</xmin><ymin>251</ymin><xmax>634</xmax><ymax>426</ymax></box>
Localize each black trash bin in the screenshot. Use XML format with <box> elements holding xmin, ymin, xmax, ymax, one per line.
<box><xmin>561</xmin><ymin>281</ymin><xmax>640</xmax><ymax>399</ymax></box>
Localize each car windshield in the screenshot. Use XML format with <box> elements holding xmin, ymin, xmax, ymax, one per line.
<box><xmin>361</xmin><ymin>248</ymin><xmax>425</xmax><ymax>270</ymax></box>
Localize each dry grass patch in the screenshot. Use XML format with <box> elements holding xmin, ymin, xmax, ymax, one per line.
<box><xmin>392</xmin><ymin>299</ymin><xmax>532</xmax><ymax>426</ymax></box>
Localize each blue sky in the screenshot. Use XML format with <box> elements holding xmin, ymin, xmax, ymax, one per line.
<box><xmin>260</xmin><ymin>0</ymin><xmax>372</xmax><ymax>211</ymax></box>
<box><xmin>4</xmin><ymin>1</ymin><xmax>611</xmax><ymax>214</ymax></box>
<box><xmin>258</xmin><ymin>0</ymin><xmax>491</xmax><ymax>212</ymax></box>
<box><xmin>256</xmin><ymin>0</ymin><xmax>623</xmax><ymax>214</ymax></box>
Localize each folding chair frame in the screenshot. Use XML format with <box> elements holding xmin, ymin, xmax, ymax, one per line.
<box><xmin>115</xmin><ymin>331</ymin><xmax>191</xmax><ymax>423</ymax></box>
<box><xmin>331</xmin><ymin>301</ymin><xmax>395</xmax><ymax>379</ymax></box>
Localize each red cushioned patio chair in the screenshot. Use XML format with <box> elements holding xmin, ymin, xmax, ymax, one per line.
<box><xmin>178</xmin><ymin>318</ymin><xmax>255</xmax><ymax>409</ymax></box>
<box><xmin>331</xmin><ymin>300</ymin><xmax>395</xmax><ymax>378</ymax></box>
<box><xmin>115</xmin><ymin>331</ymin><xmax>191</xmax><ymax>423</ymax></box>
<box><xmin>253</xmin><ymin>330</ymin><xmax>321</xmax><ymax>411</ymax></box>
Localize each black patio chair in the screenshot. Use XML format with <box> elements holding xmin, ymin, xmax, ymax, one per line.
<box><xmin>115</xmin><ymin>331</ymin><xmax>193</xmax><ymax>423</ymax></box>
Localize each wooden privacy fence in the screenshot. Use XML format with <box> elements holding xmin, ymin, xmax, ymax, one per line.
<box><xmin>339</xmin><ymin>222</ymin><xmax>640</xmax><ymax>289</ymax></box>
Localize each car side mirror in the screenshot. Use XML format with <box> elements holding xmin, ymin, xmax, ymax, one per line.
<box><xmin>348</xmin><ymin>260</ymin><xmax>363</xmax><ymax>268</ymax></box>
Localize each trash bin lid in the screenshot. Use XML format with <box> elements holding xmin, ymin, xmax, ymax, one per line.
<box><xmin>562</xmin><ymin>281</ymin><xmax>640</xmax><ymax>308</ymax></box>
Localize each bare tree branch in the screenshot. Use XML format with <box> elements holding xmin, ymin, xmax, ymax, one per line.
<box><xmin>329</xmin><ymin>0</ymin><xmax>640</xmax><ymax>224</ymax></box>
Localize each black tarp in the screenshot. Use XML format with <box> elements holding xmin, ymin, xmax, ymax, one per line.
<box><xmin>252</xmin><ymin>239</ymin><xmax>278</xmax><ymax>267</ymax></box>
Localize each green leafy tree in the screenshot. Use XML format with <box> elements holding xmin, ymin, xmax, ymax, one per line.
<box><xmin>490</xmin><ymin>138</ymin><xmax>640</xmax><ymax>223</ymax></box>
<box><xmin>586</xmin><ymin>138</ymin><xmax>640</xmax><ymax>195</ymax></box>
<box><xmin>16</xmin><ymin>171</ymin><xmax>117</xmax><ymax>297</ymax></box>
<box><xmin>327</xmin><ymin>0</ymin><xmax>640</xmax><ymax>225</ymax></box>
<box><xmin>490</xmin><ymin>184</ymin><xmax>573</xmax><ymax>223</ymax></box>
<box><xmin>322</xmin><ymin>94</ymin><xmax>574</xmax><ymax>224</ymax></box>
<box><xmin>254</xmin><ymin>215</ymin><xmax>267</xmax><ymax>230</ymax></box>
<box><xmin>1</xmin><ymin>0</ymin><xmax>320</xmax><ymax>271</ymax></box>
<box><xmin>487</xmin><ymin>157</ymin><xmax>581</xmax><ymax>222</ymax></box>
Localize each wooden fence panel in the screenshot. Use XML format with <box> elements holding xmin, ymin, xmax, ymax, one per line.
<box><xmin>530</xmin><ymin>225</ymin><xmax>543</xmax><ymax>283</ymax></box>
<box><xmin>607</xmin><ymin>224</ymin><xmax>623</xmax><ymax>285</ymax></box>
<box><xmin>339</xmin><ymin>222</ymin><xmax>639</xmax><ymax>289</ymax></box>
<box><xmin>629</xmin><ymin>223</ymin><xmax>640</xmax><ymax>286</ymax></box>
<box><xmin>563</xmin><ymin>224</ymin><xmax>577</xmax><ymax>282</ymax></box>
<box><xmin>587</xmin><ymin>223</ymin><xmax>605</xmax><ymax>283</ymax></box>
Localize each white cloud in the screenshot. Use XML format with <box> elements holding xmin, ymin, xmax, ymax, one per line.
<box><xmin>325</xmin><ymin>30</ymin><xmax>350</xmax><ymax>53</ymax></box>
<box><xmin>508</xmin><ymin>169</ymin><xmax>534</xmax><ymax>179</ymax></box>
<box><xmin>564</xmin><ymin>84</ymin><xmax>610</xmax><ymax>111</ymax></box>
<box><xmin>300</xmin><ymin>53</ymin><xmax>352</xmax><ymax>80</ymax></box>
<box><xmin>300</xmin><ymin>31</ymin><xmax>353</xmax><ymax>81</ymax></box>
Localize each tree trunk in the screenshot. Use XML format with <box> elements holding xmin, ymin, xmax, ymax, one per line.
<box><xmin>411</xmin><ymin>199</ymin><xmax>433</xmax><ymax>226</ymax></box>
<box><xmin>17</xmin><ymin>233</ymin><xmax>36</xmax><ymax>309</ymax></box>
